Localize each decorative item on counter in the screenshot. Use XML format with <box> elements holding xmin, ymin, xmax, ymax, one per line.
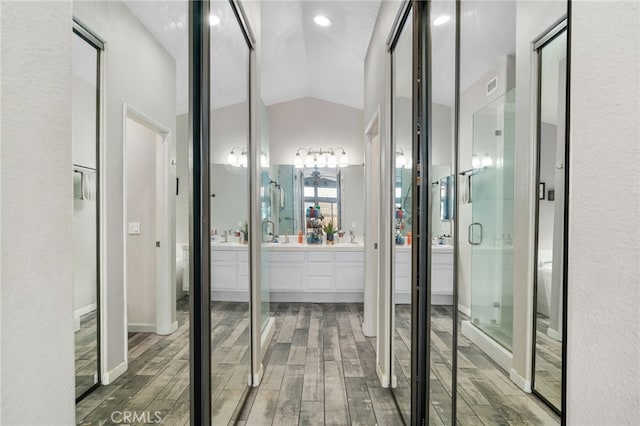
<box><xmin>306</xmin><ymin>204</ymin><xmax>324</xmax><ymax>244</ymax></box>
<box><xmin>323</xmin><ymin>221</ymin><xmax>336</xmax><ymax>245</ymax></box>
<box><xmin>395</xmin><ymin>231</ymin><xmax>405</xmax><ymax>245</ymax></box>
<box><xmin>406</xmin><ymin>232</ymin><xmax>412</xmax><ymax>246</ymax></box>
<box><xmin>298</xmin><ymin>230</ymin><xmax>303</xmax><ymax>244</ymax></box>
<box><xmin>241</xmin><ymin>221</ymin><xmax>249</xmax><ymax>244</ymax></box>
<box><xmin>337</xmin><ymin>230</ymin><xmax>345</xmax><ymax>244</ymax></box>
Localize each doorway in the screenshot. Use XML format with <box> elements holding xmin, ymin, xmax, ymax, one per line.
<box><xmin>123</xmin><ymin>108</ymin><xmax>176</xmax><ymax>337</ymax></box>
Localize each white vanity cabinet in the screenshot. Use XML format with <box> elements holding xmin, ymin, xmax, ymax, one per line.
<box><xmin>394</xmin><ymin>245</ymin><xmax>454</xmax><ymax>305</ymax></box>
<box><xmin>266</xmin><ymin>247</ymin><xmax>365</xmax><ymax>302</ymax></box>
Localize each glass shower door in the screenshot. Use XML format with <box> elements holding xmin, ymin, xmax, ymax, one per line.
<box><xmin>469</xmin><ymin>89</ymin><xmax>515</xmax><ymax>350</ymax></box>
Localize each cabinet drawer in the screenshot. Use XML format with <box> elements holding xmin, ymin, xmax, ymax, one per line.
<box><xmin>269</xmin><ymin>264</ymin><xmax>304</xmax><ymax>290</ymax></box>
<box><xmin>308</xmin><ymin>252</ymin><xmax>334</xmax><ymax>262</ymax></box>
<box><xmin>211</xmin><ymin>250</ymin><xmax>236</xmax><ymax>262</ymax></box>
<box><xmin>269</xmin><ymin>251</ymin><xmax>305</xmax><ymax>263</ymax></box>
<box><xmin>308</xmin><ymin>262</ymin><xmax>334</xmax><ymax>277</ymax></box>
<box><xmin>334</xmin><ymin>251</ymin><xmax>363</xmax><ymax>263</ymax></box>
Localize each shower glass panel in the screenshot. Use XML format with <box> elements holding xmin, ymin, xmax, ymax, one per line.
<box><xmin>390</xmin><ymin>6</ymin><xmax>412</xmax><ymax>422</ymax></box>
<box><xmin>210</xmin><ymin>1</ymin><xmax>252</xmax><ymax>420</ymax></box>
<box><xmin>533</xmin><ymin>27</ymin><xmax>567</xmax><ymax>413</ymax></box>
<box><xmin>469</xmin><ymin>89</ymin><xmax>515</xmax><ymax>350</ymax></box>
<box><xmin>72</xmin><ymin>28</ymin><xmax>100</xmax><ymax>401</ymax></box>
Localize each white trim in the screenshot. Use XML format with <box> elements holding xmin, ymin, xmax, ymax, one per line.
<box><xmin>461</xmin><ymin>320</ymin><xmax>513</xmax><ymax>372</ymax></box>
<box><xmin>376</xmin><ymin>363</ymin><xmax>389</xmax><ymax>388</ymax></box>
<box><xmin>101</xmin><ymin>360</ymin><xmax>127</xmax><ymax>385</ymax></box>
<box><xmin>127</xmin><ymin>323</ymin><xmax>157</xmax><ymax>333</ymax></box>
<box><xmin>510</xmin><ymin>368</ymin><xmax>532</xmax><ymax>393</ymax></box>
<box><xmin>546</xmin><ymin>327</ymin><xmax>561</xmax><ymax>341</ymax></box>
<box><xmin>260</xmin><ymin>316</ymin><xmax>275</xmax><ymax>364</ymax></box>
<box><xmin>458</xmin><ymin>303</ymin><xmax>471</xmax><ymax>317</ymax></box>
<box><xmin>74</xmin><ymin>303</ymin><xmax>97</xmax><ymax>319</ymax></box>
<box><xmin>122</xmin><ymin>104</ymin><xmax>176</xmax><ymax>350</ymax></box>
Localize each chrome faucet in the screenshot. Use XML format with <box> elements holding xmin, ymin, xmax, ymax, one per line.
<box><xmin>263</xmin><ymin>220</ymin><xmax>275</xmax><ymax>242</ymax></box>
<box><xmin>350</xmin><ymin>230</ymin><xmax>356</xmax><ymax>243</ymax></box>
<box><xmin>222</xmin><ymin>230</ymin><xmax>228</xmax><ymax>243</ymax></box>
<box><xmin>285</xmin><ymin>229</ymin><xmax>291</xmax><ymax>244</ymax></box>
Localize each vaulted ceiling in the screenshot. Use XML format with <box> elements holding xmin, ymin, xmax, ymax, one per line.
<box><xmin>124</xmin><ymin>0</ymin><xmax>381</xmax><ymax>114</ymax></box>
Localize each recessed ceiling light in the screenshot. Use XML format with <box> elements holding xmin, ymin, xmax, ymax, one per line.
<box><xmin>313</xmin><ymin>15</ymin><xmax>332</xmax><ymax>27</ymax></box>
<box><xmin>209</xmin><ymin>14</ymin><xmax>220</xmax><ymax>26</ymax></box>
<box><xmin>433</xmin><ymin>15</ymin><xmax>451</xmax><ymax>26</ymax></box>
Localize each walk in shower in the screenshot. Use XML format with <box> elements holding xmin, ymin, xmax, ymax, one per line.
<box><xmin>469</xmin><ymin>89</ymin><xmax>515</xmax><ymax>351</ymax></box>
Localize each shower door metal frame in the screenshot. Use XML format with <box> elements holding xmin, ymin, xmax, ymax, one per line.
<box><xmin>72</xmin><ymin>18</ymin><xmax>104</xmax><ymax>404</ymax></box>
<box><xmin>530</xmin><ymin>16</ymin><xmax>570</xmax><ymax>421</ymax></box>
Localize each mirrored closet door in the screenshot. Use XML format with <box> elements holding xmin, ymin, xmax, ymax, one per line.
<box><xmin>532</xmin><ymin>21</ymin><xmax>568</xmax><ymax>414</ymax></box>
<box><xmin>390</xmin><ymin>4</ymin><xmax>413</xmax><ymax>422</ymax></box>
<box><xmin>72</xmin><ymin>23</ymin><xmax>102</xmax><ymax>401</ymax></box>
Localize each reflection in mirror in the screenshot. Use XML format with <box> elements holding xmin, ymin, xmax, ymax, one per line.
<box><xmin>390</xmin><ymin>6</ymin><xmax>412</xmax><ymax>422</ymax></box>
<box><xmin>428</xmin><ymin>0</ymin><xmax>456</xmax><ymax>422</ymax></box>
<box><xmin>457</xmin><ymin>0</ymin><xmax>565</xmax><ymax>423</ymax></box>
<box><xmin>72</xmin><ymin>29</ymin><xmax>100</xmax><ymax>400</ymax></box>
<box><xmin>209</xmin><ymin>1</ymin><xmax>252</xmax><ymax>419</ymax></box>
<box><xmin>533</xmin><ymin>27</ymin><xmax>567</xmax><ymax>413</ymax></box>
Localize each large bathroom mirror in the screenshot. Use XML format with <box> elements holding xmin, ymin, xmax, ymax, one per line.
<box><xmin>209</xmin><ymin>1</ymin><xmax>252</xmax><ymax>420</ymax></box>
<box><xmin>455</xmin><ymin>0</ymin><xmax>566</xmax><ymax>424</ymax></box>
<box><xmin>390</xmin><ymin>5</ymin><xmax>413</xmax><ymax>421</ymax></box>
<box><xmin>72</xmin><ymin>25</ymin><xmax>101</xmax><ymax>401</ymax></box>
<box><xmin>427</xmin><ymin>0</ymin><xmax>457</xmax><ymax>422</ymax></box>
<box><xmin>532</xmin><ymin>22</ymin><xmax>567</xmax><ymax>413</ymax></box>
<box><xmin>255</xmin><ymin>164</ymin><xmax>364</xmax><ymax>239</ymax></box>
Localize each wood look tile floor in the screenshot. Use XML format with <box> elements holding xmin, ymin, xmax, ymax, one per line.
<box><xmin>393</xmin><ymin>305</ymin><xmax>560</xmax><ymax>426</ymax></box>
<box><xmin>75</xmin><ymin>311</ymin><xmax>98</xmax><ymax>398</ymax></box>
<box><xmin>77</xmin><ymin>299</ymin><xmax>559</xmax><ymax>425</ymax></box>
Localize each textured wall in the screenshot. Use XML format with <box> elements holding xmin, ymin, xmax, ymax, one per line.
<box><xmin>566</xmin><ymin>1</ymin><xmax>640</xmax><ymax>423</ymax></box>
<box><xmin>1</xmin><ymin>1</ymin><xmax>76</xmax><ymax>423</ymax></box>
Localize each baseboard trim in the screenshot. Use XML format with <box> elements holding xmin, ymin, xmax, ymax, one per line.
<box><xmin>157</xmin><ymin>320</ymin><xmax>179</xmax><ymax>336</ymax></box>
<box><xmin>547</xmin><ymin>327</ymin><xmax>561</xmax><ymax>341</ymax></box>
<box><xmin>510</xmin><ymin>368</ymin><xmax>532</xmax><ymax>393</ymax></box>
<box><xmin>376</xmin><ymin>363</ymin><xmax>389</xmax><ymax>388</ymax></box>
<box><xmin>128</xmin><ymin>323</ymin><xmax>156</xmax><ymax>333</ymax></box>
<box><xmin>461</xmin><ymin>320</ymin><xmax>512</xmax><ymax>372</ymax></box>
<box><xmin>261</xmin><ymin>317</ymin><xmax>276</xmax><ymax>363</ymax></box>
<box><xmin>102</xmin><ymin>360</ymin><xmax>127</xmax><ymax>384</ymax></box>
<box><xmin>74</xmin><ymin>316</ymin><xmax>81</xmax><ymax>333</ymax></box>
<box><xmin>75</xmin><ymin>303</ymin><xmax>97</xmax><ymax>319</ymax></box>
<box><xmin>458</xmin><ymin>304</ymin><xmax>471</xmax><ymax>317</ymax></box>
<box><xmin>268</xmin><ymin>292</ymin><xmax>364</xmax><ymax>303</ymax></box>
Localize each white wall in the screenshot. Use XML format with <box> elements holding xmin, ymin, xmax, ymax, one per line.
<box><xmin>211</xmin><ymin>164</ymin><xmax>249</xmax><ymax>233</ymax></box>
<box><xmin>567</xmin><ymin>1</ymin><xmax>640</xmax><ymax>423</ymax></box>
<box><xmin>268</xmin><ymin>97</ymin><xmax>364</xmax><ymax>165</ymax></box>
<box><xmin>126</xmin><ymin>118</ymin><xmax>160</xmax><ymax>329</ymax></box>
<box><xmin>0</xmin><ymin>1</ymin><xmax>76</xmax><ymax>423</ymax></box>
<box><xmin>340</xmin><ymin>165</ymin><xmax>365</xmax><ymax>234</ymax></box>
<box><xmin>73</xmin><ymin>0</ymin><xmax>177</xmax><ymax>379</ymax></box>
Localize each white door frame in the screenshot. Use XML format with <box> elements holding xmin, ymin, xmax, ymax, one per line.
<box><xmin>122</xmin><ymin>103</ymin><xmax>177</xmax><ymax>341</ymax></box>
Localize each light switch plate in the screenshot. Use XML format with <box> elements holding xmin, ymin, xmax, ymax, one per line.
<box><xmin>128</xmin><ymin>222</ymin><xmax>141</xmax><ymax>235</ymax></box>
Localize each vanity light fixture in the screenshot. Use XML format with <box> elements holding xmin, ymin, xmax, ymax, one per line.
<box><xmin>227</xmin><ymin>147</ymin><xmax>244</xmax><ymax>167</ymax></box>
<box><xmin>313</xmin><ymin>15</ymin><xmax>332</xmax><ymax>27</ymax></box>
<box><xmin>209</xmin><ymin>14</ymin><xmax>220</xmax><ymax>26</ymax></box>
<box><xmin>471</xmin><ymin>155</ymin><xmax>481</xmax><ymax>169</ymax></box>
<box><xmin>294</xmin><ymin>147</ymin><xmax>349</xmax><ymax>168</ymax></box>
<box><xmin>433</xmin><ymin>15</ymin><xmax>451</xmax><ymax>26</ymax></box>
<box><xmin>261</xmin><ymin>154</ymin><xmax>269</xmax><ymax>168</ymax></box>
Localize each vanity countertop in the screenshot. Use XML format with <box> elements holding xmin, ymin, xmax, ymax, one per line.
<box><xmin>181</xmin><ymin>242</ymin><xmax>365</xmax><ymax>252</ymax></box>
<box><xmin>395</xmin><ymin>244</ymin><xmax>453</xmax><ymax>254</ymax></box>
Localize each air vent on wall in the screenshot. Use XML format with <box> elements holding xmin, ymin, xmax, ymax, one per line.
<box><xmin>486</xmin><ymin>76</ymin><xmax>498</xmax><ymax>96</ymax></box>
